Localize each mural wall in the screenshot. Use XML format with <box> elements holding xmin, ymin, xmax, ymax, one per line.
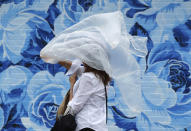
<box><xmin>0</xmin><ymin>0</ymin><xmax>191</xmax><ymax>130</ymax></box>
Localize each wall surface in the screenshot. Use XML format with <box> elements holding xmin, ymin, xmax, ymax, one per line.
<box><xmin>0</xmin><ymin>0</ymin><xmax>191</xmax><ymax>131</ymax></box>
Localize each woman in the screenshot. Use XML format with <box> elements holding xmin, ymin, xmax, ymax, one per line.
<box><xmin>55</xmin><ymin>59</ymin><xmax>110</xmax><ymax>131</ymax></box>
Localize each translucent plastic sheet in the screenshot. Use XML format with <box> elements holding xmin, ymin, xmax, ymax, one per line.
<box><xmin>40</xmin><ymin>11</ymin><xmax>148</xmax><ymax>78</ymax></box>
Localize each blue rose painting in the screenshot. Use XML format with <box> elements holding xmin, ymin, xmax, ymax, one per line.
<box><xmin>0</xmin><ymin>0</ymin><xmax>191</xmax><ymax>130</ymax></box>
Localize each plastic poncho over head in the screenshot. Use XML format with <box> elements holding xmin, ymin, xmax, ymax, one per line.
<box><xmin>40</xmin><ymin>11</ymin><xmax>148</xmax><ymax>78</ymax></box>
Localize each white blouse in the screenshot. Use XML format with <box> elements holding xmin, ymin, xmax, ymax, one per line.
<box><xmin>67</xmin><ymin>72</ymin><xmax>108</xmax><ymax>131</ymax></box>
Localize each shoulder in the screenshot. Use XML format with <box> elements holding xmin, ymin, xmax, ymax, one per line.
<box><xmin>80</xmin><ymin>72</ymin><xmax>98</xmax><ymax>84</ymax></box>
<box><xmin>81</xmin><ymin>72</ymin><xmax>96</xmax><ymax>79</ymax></box>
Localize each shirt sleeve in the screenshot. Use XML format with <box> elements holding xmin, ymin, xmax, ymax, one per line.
<box><xmin>65</xmin><ymin>59</ymin><xmax>84</xmax><ymax>76</ymax></box>
<box><xmin>67</xmin><ymin>74</ymin><xmax>97</xmax><ymax>115</ymax></box>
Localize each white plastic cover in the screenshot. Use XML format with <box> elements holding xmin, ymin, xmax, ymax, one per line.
<box><xmin>40</xmin><ymin>11</ymin><xmax>148</xmax><ymax>78</ymax></box>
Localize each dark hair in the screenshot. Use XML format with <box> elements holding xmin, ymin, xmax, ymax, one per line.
<box><xmin>83</xmin><ymin>63</ymin><xmax>111</xmax><ymax>86</ymax></box>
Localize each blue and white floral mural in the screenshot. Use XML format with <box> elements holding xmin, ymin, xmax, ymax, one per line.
<box><xmin>0</xmin><ymin>0</ymin><xmax>191</xmax><ymax>130</ymax></box>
